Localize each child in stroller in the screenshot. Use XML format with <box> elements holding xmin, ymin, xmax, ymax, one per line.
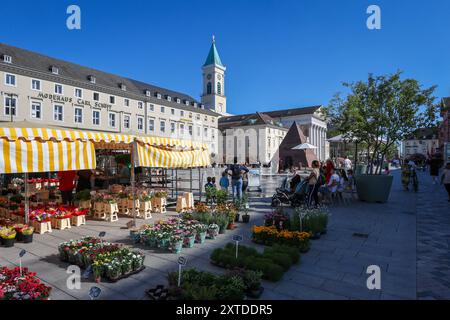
<box><xmin>271</xmin><ymin>176</ymin><xmax>309</xmax><ymax>208</ymax></box>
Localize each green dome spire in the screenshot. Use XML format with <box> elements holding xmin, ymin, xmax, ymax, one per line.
<box><xmin>203</xmin><ymin>35</ymin><xmax>224</xmax><ymax>67</ymax></box>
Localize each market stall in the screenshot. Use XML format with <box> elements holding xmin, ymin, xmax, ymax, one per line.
<box><xmin>0</xmin><ymin>122</ymin><xmax>211</xmax><ymax>232</ymax></box>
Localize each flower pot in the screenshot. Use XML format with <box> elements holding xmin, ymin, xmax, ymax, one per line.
<box><xmin>2</xmin><ymin>237</ymin><xmax>15</xmax><ymax>247</ymax></box>
<box><xmin>196</xmin><ymin>232</ymin><xmax>206</xmax><ymax>244</ymax></box>
<box><xmin>184</xmin><ymin>236</ymin><xmax>195</xmax><ymax>248</ymax></box>
<box><xmin>227</xmin><ymin>223</ymin><xmax>236</xmax><ymax>230</ymax></box>
<box><xmin>22</xmin><ymin>234</ymin><xmax>33</xmax><ymax>243</ymax></box>
<box><xmin>157</xmin><ymin>238</ymin><xmax>169</xmax><ymax>249</ymax></box>
<box><xmin>16</xmin><ymin>232</ymin><xmax>24</xmax><ymax>242</ymax></box>
<box><xmin>355</xmin><ymin>174</ymin><xmax>394</xmax><ymax>203</ymax></box>
<box><xmin>171</xmin><ymin>241</ymin><xmax>183</xmax><ymax>254</ymax></box>
<box><xmin>219</xmin><ymin>225</ymin><xmax>227</xmax><ymax>234</ymax></box>
<box><xmin>208</xmin><ymin>229</ymin><xmax>219</xmax><ymax>239</ymax></box>
<box><xmin>242</xmin><ymin>215</ymin><xmax>250</xmax><ymax>223</ymax></box>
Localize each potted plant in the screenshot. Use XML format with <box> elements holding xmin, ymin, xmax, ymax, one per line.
<box><xmin>207</xmin><ymin>224</ymin><xmax>219</xmax><ymax>239</ymax></box>
<box><xmin>170</xmin><ymin>234</ymin><xmax>183</xmax><ymax>254</ymax></box>
<box><xmin>195</xmin><ymin>224</ymin><xmax>208</xmax><ymax>244</ymax></box>
<box><xmin>19</xmin><ymin>225</ymin><xmax>34</xmax><ymax>243</ymax></box>
<box><xmin>216</xmin><ymin>215</ymin><xmax>228</xmax><ymax>234</ymax></box>
<box><xmin>0</xmin><ymin>227</ymin><xmax>16</xmax><ymax>247</ymax></box>
<box><xmin>183</xmin><ymin>230</ymin><xmax>196</xmax><ymax>248</ymax></box>
<box><xmin>326</xmin><ymin>71</ymin><xmax>438</xmax><ymax>202</ymax></box>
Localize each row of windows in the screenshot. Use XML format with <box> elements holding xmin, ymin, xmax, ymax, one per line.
<box><xmin>1</xmin><ymin>57</ymin><xmax>202</xmax><ymax>107</ymax></box>
<box><xmin>3</xmin><ymin>73</ymin><xmax>215</xmax><ymax>123</ymax></box>
<box><xmin>3</xmin><ymin>97</ymin><xmax>215</xmax><ymax>137</ymax></box>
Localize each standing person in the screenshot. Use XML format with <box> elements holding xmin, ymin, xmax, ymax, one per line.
<box><xmin>204</xmin><ymin>177</ymin><xmax>214</xmax><ymax>191</ymax></box>
<box><xmin>242</xmin><ymin>163</ymin><xmax>250</xmax><ymax>193</ymax></box>
<box><xmin>401</xmin><ymin>163</ymin><xmax>411</xmax><ymax>191</ymax></box>
<box><xmin>343</xmin><ymin>156</ymin><xmax>352</xmax><ymax>174</ymax></box>
<box><xmin>76</xmin><ymin>170</ymin><xmax>93</xmax><ymax>193</ymax></box>
<box><xmin>307</xmin><ymin>160</ymin><xmax>321</xmax><ymax>207</ymax></box>
<box><xmin>116</xmin><ymin>162</ymin><xmax>131</xmax><ymax>186</ymax></box>
<box><xmin>211</xmin><ymin>177</ymin><xmax>217</xmax><ymax>189</ymax></box>
<box><xmin>430</xmin><ymin>156</ymin><xmax>442</xmax><ymax>185</ymax></box>
<box><xmin>228</xmin><ymin>160</ymin><xmax>249</xmax><ymax>201</ymax></box>
<box><xmin>441</xmin><ymin>162</ymin><xmax>450</xmax><ymax>202</ymax></box>
<box><xmin>325</xmin><ymin>159</ymin><xmax>335</xmax><ymax>184</ymax></box>
<box><xmin>58</xmin><ymin>170</ymin><xmax>77</xmax><ymax>205</ymax></box>
<box><xmin>219</xmin><ymin>171</ymin><xmax>230</xmax><ymax>191</ymax></box>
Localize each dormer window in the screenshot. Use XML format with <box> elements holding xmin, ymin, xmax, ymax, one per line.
<box><xmin>193</xmin><ymin>103</ymin><xmax>198</xmax><ymax>108</ymax></box>
<box><xmin>166</xmin><ymin>96</ymin><xmax>172</xmax><ymax>102</ymax></box>
<box><xmin>3</xmin><ymin>55</ymin><xmax>12</xmax><ymax>64</ymax></box>
<box><xmin>145</xmin><ymin>90</ymin><xmax>151</xmax><ymax>97</ymax></box>
<box><xmin>200</xmin><ymin>104</ymin><xmax>205</xmax><ymax>109</ymax></box>
<box><xmin>176</xmin><ymin>98</ymin><xmax>181</xmax><ymax>104</ymax></box>
<box><xmin>156</xmin><ymin>93</ymin><xmax>162</xmax><ymax>99</ymax></box>
<box><xmin>184</xmin><ymin>100</ymin><xmax>189</xmax><ymax>106</ymax></box>
<box><xmin>88</xmin><ymin>75</ymin><xmax>96</xmax><ymax>84</ymax></box>
<box><xmin>120</xmin><ymin>83</ymin><xmax>126</xmax><ymax>91</ymax></box>
<box><xmin>51</xmin><ymin>66</ymin><xmax>59</xmax><ymax>75</ymax></box>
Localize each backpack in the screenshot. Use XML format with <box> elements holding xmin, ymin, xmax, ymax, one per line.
<box><xmin>231</xmin><ymin>165</ymin><xmax>242</xmax><ymax>179</ymax></box>
<box><xmin>317</xmin><ymin>173</ymin><xmax>325</xmax><ymax>186</ymax></box>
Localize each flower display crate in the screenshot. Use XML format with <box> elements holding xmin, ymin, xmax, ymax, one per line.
<box><xmin>176</xmin><ymin>196</ymin><xmax>187</xmax><ymax>213</ymax></box>
<box><xmin>104</xmin><ymin>203</ymin><xmax>119</xmax><ymax>222</ymax></box>
<box><xmin>58</xmin><ymin>237</ymin><xmax>146</xmax><ymax>283</ymax></box>
<box><xmin>0</xmin><ymin>266</ymin><xmax>52</xmax><ymax>300</ymax></box>
<box><xmin>152</xmin><ymin>197</ymin><xmax>167</xmax><ymax>214</ymax></box>
<box><xmin>118</xmin><ymin>199</ymin><xmax>130</xmax><ymax>216</ymax></box>
<box><xmin>52</xmin><ymin>217</ymin><xmax>71</xmax><ymax>231</ymax></box>
<box><xmin>71</xmin><ymin>214</ymin><xmax>86</xmax><ymax>227</ymax></box>
<box><xmin>78</xmin><ymin>200</ymin><xmax>92</xmax><ymax>210</ymax></box>
<box><xmin>184</xmin><ymin>192</ymin><xmax>195</xmax><ymax>209</ymax></box>
<box><xmin>32</xmin><ymin>220</ymin><xmax>52</xmax><ymax>234</ymax></box>
<box><xmin>139</xmin><ymin>201</ymin><xmax>152</xmax><ymax>220</ymax></box>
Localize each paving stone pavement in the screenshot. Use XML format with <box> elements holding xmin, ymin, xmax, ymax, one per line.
<box><xmin>1</xmin><ymin>170</ymin><xmax>448</xmax><ymax>300</ymax></box>
<box><xmin>416</xmin><ymin>170</ymin><xmax>450</xmax><ymax>300</ymax></box>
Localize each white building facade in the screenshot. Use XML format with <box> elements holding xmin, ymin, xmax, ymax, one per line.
<box><xmin>0</xmin><ymin>42</ymin><xmax>222</xmax><ymax>157</ymax></box>
<box><xmin>218</xmin><ymin>107</ymin><xmax>328</xmax><ymax>165</ymax></box>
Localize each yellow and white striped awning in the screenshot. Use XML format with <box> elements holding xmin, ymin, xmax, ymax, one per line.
<box><xmin>0</xmin><ymin>125</ymin><xmax>210</xmax><ymax>173</ymax></box>
<box><xmin>136</xmin><ymin>143</ymin><xmax>211</xmax><ymax>169</ymax></box>
<box><xmin>0</xmin><ymin>127</ymin><xmax>134</xmax><ymax>144</ymax></box>
<box><xmin>0</xmin><ymin>139</ymin><xmax>96</xmax><ymax>174</ymax></box>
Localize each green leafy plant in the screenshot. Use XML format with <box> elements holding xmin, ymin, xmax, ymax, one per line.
<box><xmin>326</xmin><ymin>71</ymin><xmax>438</xmax><ymax>174</ymax></box>
<box><xmin>74</xmin><ymin>190</ymin><xmax>91</xmax><ymax>202</ymax></box>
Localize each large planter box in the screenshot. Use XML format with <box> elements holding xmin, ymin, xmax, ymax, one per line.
<box><xmin>71</xmin><ymin>215</ymin><xmax>86</xmax><ymax>227</ymax></box>
<box><xmin>52</xmin><ymin>218</ymin><xmax>72</xmax><ymax>230</ymax></box>
<box><xmin>152</xmin><ymin>198</ymin><xmax>167</xmax><ymax>213</ymax></box>
<box><xmin>33</xmin><ymin>220</ymin><xmax>52</xmax><ymax>234</ymax></box>
<box><xmin>355</xmin><ymin>174</ymin><xmax>393</xmax><ymax>203</ymax></box>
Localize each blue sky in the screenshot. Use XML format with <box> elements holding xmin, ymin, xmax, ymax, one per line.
<box><xmin>1</xmin><ymin>0</ymin><xmax>449</xmax><ymax>115</ymax></box>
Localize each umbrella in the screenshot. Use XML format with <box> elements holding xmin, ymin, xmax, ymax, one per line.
<box><xmin>292</xmin><ymin>143</ymin><xmax>318</xmax><ymax>150</ymax></box>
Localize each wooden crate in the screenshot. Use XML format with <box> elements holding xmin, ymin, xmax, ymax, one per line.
<box><xmin>33</xmin><ymin>220</ymin><xmax>52</xmax><ymax>234</ymax></box>
<box><xmin>152</xmin><ymin>197</ymin><xmax>167</xmax><ymax>214</ymax></box>
<box><xmin>176</xmin><ymin>196</ymin><xmax>187</xmax><ymax>213</ymax></box>
<box><xmin>71</xmin><ymin>215</ymin><xmax>86</xmax><ymax>227</ymax></box>
<box><xmin>139</xmin><ymin>201</ymin><xmax>152</xmax><ymax>220</ymax></box>
<box><xmin>104</xmin><ymin>203</ymin><xmax>119</xmax><ymax>222</ymax></box>
<box><xmin>52</xmin><ymin>218</ymin><xmax>71</xmax><ymax>230</ymax></box>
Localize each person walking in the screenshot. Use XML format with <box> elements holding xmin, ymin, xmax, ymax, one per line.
<box><xmin>430</xmin><ymin>156</ymin><xmax>442</xmax><ymax>185</ymax></box>
<box><xmin>58</xmin><ymin>170</ymin><xmax>77</xmax><ymax>205</ymax></box>
<box><xmin>228</xmin><ymin>160</ymin><xmax>249</xmax><ymax>201</ymax></box>
<box><xmin>307</xmin><ymin>160</ymin><xmax>322</xmax><ymax>207</ymax></box>
<box><xmin>441</xmin><ymin>162</ymin><xmax>450</xmax><ymax>202</ymax></box>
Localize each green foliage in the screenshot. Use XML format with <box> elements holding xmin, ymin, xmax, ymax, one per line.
<box><xmin>74</xmin><ymin>189</ymin><xmax>91</xmax><ymax>202</ymax></box>
<box><xmin>167</xmin><ymin>268</ymin><xmax>245</xmax><ymax>300</ymax></box>
<box><xmin>327</xmin><ymin>71</ymin><xmax>438</xmax><ymax>174</ymax></box>
<box><xmin>215</xmin><ymin>189</ymin><xmax>229</xmax><ymax>205</ymax></box>
<box><xmin>210</xmin><ymin>243</ymin><xmax>297</xmax><ymax>282</ymax></box>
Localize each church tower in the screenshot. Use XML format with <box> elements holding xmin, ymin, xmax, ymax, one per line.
<box><xmin>201</xmin><ymin>36</ymin><xmax>227</xmax><ymax>115</ymax></box>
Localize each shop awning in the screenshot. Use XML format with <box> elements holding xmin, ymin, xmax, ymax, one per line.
<box><xmin>136</xmin><ymin>143</ymin><xmax>211</xmax><ymax>169</ymax></box>
<box><xmin>0</xmin><ymin>139</ymin><xmax>96</xmax><ymax>174</ymax></box>
<box><xmin>0</xmin><ymin>123</ymin><xmax>210</xmax><ymax>173</ymax></box>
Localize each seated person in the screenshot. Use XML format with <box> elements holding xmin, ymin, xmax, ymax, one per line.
<box><xmin>290</xmin><ymin>168</ymin><xmax>302</xmax><ymax>191</ymax></box>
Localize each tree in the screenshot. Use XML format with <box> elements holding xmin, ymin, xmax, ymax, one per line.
<box><xmin>326</xmin><ymin>71</ymin><xmax>438</xmax><ymax>174</ymax></box>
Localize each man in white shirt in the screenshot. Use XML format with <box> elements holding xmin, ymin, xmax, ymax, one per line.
<box><xmin>343</xmin><ymin>156</ymin><xmax>352</xmax><ymax>173</ymax></box>
<box><xmin>327</xmin><ymin>169</ymin><xmax>341</xmax><ymax>193</ymax></box>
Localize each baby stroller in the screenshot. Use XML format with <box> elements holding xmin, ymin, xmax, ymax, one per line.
<box><xmin>271</xmin><ymin>178</ymin><xmax>309</xmax><ymax>208</ymax></box>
